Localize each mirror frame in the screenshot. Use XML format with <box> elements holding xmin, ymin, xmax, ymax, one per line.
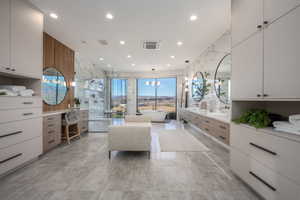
<box><xmin>191</xmin><ymin>71</ymin><xmax>205</xmax><ymax>102</ymax></box>
<box><xmin>42</xmin><ymin>67</ymin><xmax>69</xmax><ymax>106</ymax></box>
<box><xmin>214</xmin><ymin>53</ymin><xmax>231</xmax><ymax>104</ymax></box>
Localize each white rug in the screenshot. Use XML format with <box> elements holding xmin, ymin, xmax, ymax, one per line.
<box><xmin>159</xmin><ymin>129</ymin><xmax>210</xmax><ymax>152</ymax></box>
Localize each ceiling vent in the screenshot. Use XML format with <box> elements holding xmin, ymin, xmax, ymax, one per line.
<box><xmin>143</xmin><ymin>40</ymin><xmax>160</xmax><ymax>50</ymax></box>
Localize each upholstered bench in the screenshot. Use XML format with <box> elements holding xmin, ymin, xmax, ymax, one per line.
<box><xmin>108</xmin><ymin>115</ymin><xmax>152</xmax><ymax>159</ymax></box>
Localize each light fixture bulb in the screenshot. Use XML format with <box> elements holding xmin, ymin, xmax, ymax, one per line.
<box><xmin>71</xmin><ymin>81</ymin><xmax>76</xmax><ymax>87</ymax></box>
<box><xmin>177</xmin><ymin>41</ymin><xmax>183</xmax><ymax>46</ymax></box>
<box><xmin>170</xmin><ymin>56</ymin><xmax>175</xmax><ymax>59</ymax></box>
<box><xmin>120</xmin><ymin>41</ymin><xmax>125</xmax><ymax>45</ymax></box>
<box><xmin>127</xmin><ymin>55</ymin><xmax>132</xmax><ymax>58</ymax></box>
<box><xmin>190</xmin><ymin>15</ymin><xmax>198</xmax><ymax>21</ymax></box>
<box><xmin>49</xmin><ymin>13</ymin><xmax>58</xmax><ymax>19</ymax></box>
<box><xmin>99</xmin><ymin>57</ymin><xmax>104</xmax><ymax>61</ymax></box>
<box><xmin>106</xmin><ymin>13</ymin><xmax>114</xmax><ymax>20</ymax></box>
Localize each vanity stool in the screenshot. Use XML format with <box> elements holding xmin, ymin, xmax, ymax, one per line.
<box><xmin>62</xmin><ymin>109</ymin><xmax>81</xmax><ymax>144</ymax></box>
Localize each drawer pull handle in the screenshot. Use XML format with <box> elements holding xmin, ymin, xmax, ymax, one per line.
<box><xmin>219</xmin><ymin>125</ymin><xmax>226</xmax><ymax>130</ymax></box>
<box><xmin>0</xmin><ymin>153</ymin><xmax>22</xmax><ymax>164</ymax></box>
<box><xmin>219</xmin><ymin>135</ymin><xmax>226</xmax><ymax>140</ymax></box>
<box><xmin>23</xmin><ymin>112</ymin><xmax>33</xmax><ymax>116</ymax></box>
<box><xmin>23</xmin><ymin>102</ymin><xmax>33</xmax><ymax>105</ymax></box>
<box><xmin>205</xmin><ymin>120</ymin><xmax>210</xmax><ymax>123</ymax></box>
<box><xmin>48</xmin><ymin>139</ymin><xmax>55</xmax><ymax>144</ymax></box>
<box><xmin>0</xmin><ymin>131</ymin><xmax>22</xmax><ymax>138</ymax></box>
<box><xmin>48</xmin><ymin>124</ymin><xmax>55</xmax><ymax>127</ymax></box>
<box><xmin>48</xmin><ymin>130</ymin><xmax>55</xmax><ymax>134</ymax></box>
<box><xmin>249</xmin><ymin>171</ymin><xmax>276</xmax><ymax>191</ymax></box>
<box><xmin>249</xmin><ymin>142</ymin><xmax>277</xmax><ymax>156</ymax></box>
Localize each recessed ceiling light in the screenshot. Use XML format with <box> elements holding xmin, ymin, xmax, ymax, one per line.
<box><xmin>120</xmin><ymin>41</ymin><xmax>125</xmax><ymax>45</ymax></box>
<box><xmin>107</xmin><ymin>64</ymin><xmax>111</xmax><ymax>67</ymax></box>
<box><xmin>170</xmin><ymin>56</ymin><xmax>175</xmax><ymax>59</ymax></box>
<box><xmin>106</xmin><ymin>13</ymin><xmax>114</xmax><ymax>20</ymax></box>
<box><xmin>167</xmin><ymin>64</ymin><xmax>171</xmax><ymax>67</ymax></box>
<box><xmin>177</xmin><ymin>41</ymin><xmax>183</xmax><ymax>46</ymax></box>
<box><xmin>99</xmin><ymin>57</ymin><xmax>104</xmax><ymax>61</ymax></box>
<box><xmin>190</xmin><ymin>15</ymin><xmax>198</xmax><ymax>21</ymax></box>
<box><xmin>131</xmin><ymin>63</ymin><xmax>136</xmax><ymax>66</ymax></box>
<box><xmin>49</xmin><ymin>13</ymin><xmax>58</xmax><ymax>19</ymax></box>
<box><xmin>127</xmin><ymin>55</ymin><xmax>132</xmax><ymax>58</ymax></box>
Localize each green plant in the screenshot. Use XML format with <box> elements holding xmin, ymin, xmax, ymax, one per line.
<box><xmin>0</xmin><ymin>92</ymin><xmax>7</xmax><ymax>96</ymax></box>
<box><xmin>74</xmin><ymin>98</ymin><xmax>80</xmax><ymax>105</ymax></box>
<box><xmin>233</xmin><ymin>109</ymin><xmax>271</xmax><ymax>128</ymax></box>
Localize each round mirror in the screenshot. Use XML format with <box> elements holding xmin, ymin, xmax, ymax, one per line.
<box><xmin>214</xmin><ymin>54</ymin><xmax>231</xmax><ymax>104</ymax></box>
<box><xmin>42</xmin><ymin>67</ymin><xmax>68</xmax><ymax>105</ymax></box>
<box><xmin>191</xmin><ymin>72</ymin><xmax>205</xmax><ymax>101</ymax></box>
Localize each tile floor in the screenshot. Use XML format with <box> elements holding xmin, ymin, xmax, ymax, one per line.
<box><xmin>0</xmin><ymin>120</ymin><xmax>261</xmax><ymax>200</ymax></box>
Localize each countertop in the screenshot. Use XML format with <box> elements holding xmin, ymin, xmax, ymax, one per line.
<box><xmin>43</xmin><ymin>108</ymin><xmax>88</xmax><ymax>117</ymax></box>
<box><xmin>182</xmin><ymin>108</ymin><xmax>231</xmax><ymax>123</ymax></box>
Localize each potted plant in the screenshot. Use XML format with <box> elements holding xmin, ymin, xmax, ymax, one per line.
<box><xmin>74</xmin><ymin>98</ymin><xmax>81</xmax><ymax>108</ymax></box>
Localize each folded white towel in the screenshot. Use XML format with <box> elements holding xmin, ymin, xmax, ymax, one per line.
<box><xmin>0</xmin><ymin>89</ymin><xmax>18</xmax><ymax>96</ymax></box>
<box><xmin>19</xmin><ymin>89</ymin><xmax>34</xmax><ymax>97</ymax></box>
<box><xmin>289</xmin><ymin>114</ymin><xmax>300</xmax><ymax>126</ymax></box>
<box><xmin>273</xmin><ymin>121</ymin><xmax>292</xmax><ymax>128</ymax></box>
<box><xmin>0</xmin><ymin>85</ymin><xmax>26</xmax><ymax>93</ymax></box>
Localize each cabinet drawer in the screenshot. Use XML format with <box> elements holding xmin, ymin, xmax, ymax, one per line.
<box><xmin>0</xmin><ymin>108</ymin><xmax>41</xmax><ymax>124</ymax></box>
<box><xmin>231</xmin><ymin>148</ymin><xmax>300</xmax><ymax>200</ymax></box>
<box><xmin>231</xmin><ymin>123</ymin><xmax>300</xmax><ymax>185</ymax></box>
<box><xmin>215</xmin><ymin>129</ymin><xmax>230</xmax><ymax>145</ymax></box>
<box><xmin>0</xmin><ymin>118</ymin><xmax>42</xmax><ymax>149</ymax></box>
<box><xmin>0</xmin><ymin>137</ymin><xmax>42</xmax><ymax>175</ymax></box>
<box><xmin>0</xmin><ymin>97</ymin><xmax>42</xmax><ymax>110</ymax></box>
<box><xmin>80</xmin><ymin>121</ymin><xmax>88</xmax><ymax>133</ymax></box>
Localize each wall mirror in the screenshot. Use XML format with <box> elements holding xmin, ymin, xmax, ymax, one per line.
<box><xmin>191</xmin><ymin>71</ymin><xmax>205</xmax><ymax>101</ymax></box>
<box><xmin>214</xmin><ymin>54</ymin><xmax>231</xmax><ymax>104</ymax></box>
<box><xmin>42</xmin><ymin>67</ymin><xmax>68</xmax><ymax>105</ymax></box>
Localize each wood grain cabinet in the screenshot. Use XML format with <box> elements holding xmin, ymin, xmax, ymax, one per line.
<box><xmin>180</xmin><ymin>110</ymin><xmax>230</xmax><ymax>145</ymax></box>
<box><xmin>43</xmin><ymin>115</ymin><xmax>62</xmax><ymax>152</ymax></box>
<box><xmin>79</xmin><ymin>110</ymin><xmax>89</xmax><ymax>133</ymax></box>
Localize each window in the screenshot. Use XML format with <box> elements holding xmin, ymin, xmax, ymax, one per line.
<box><xmin>111</xmin><ymin>79</ymin><xmax>128</xmax><ymax>115</ymax></box>
<box><xmin>137</xmin><ymin>77</ymin><xmax>176</xmax><ymax>113</ymax></box>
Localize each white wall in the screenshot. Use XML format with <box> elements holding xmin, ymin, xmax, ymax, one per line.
<box><xmin>185</xmin><ymin>31</ymin><xmax>231</xmax><ymax>109</ymax></box>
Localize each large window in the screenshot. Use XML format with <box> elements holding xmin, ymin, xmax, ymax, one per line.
<box><xmin>137</xmin><ymin>77</ymin><xmax>176</xmax><ymax>113</ymax></box>
<box><xmin>111</xmin><ymin>79</ymin><xmax>128</xmax><ymax>114</ymax></box>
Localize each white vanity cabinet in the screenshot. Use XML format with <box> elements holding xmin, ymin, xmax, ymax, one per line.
<box><xmin>0</xmin><ymin>0</ymin><xmax>10</xmax><ymax>70</ymax></box>
<box><xmin>231</xmin><ymin>0</ymin><xmax>263</xmax><ymax>47</ymax></box>
<box><xmin>0</xmin><ymin>0</ymin><xmax>43</xmax><ymax>79</ymax></box>
<box><xmin>231</xmin><ymin>32</ymin><xmax>263</xmax><ymax>99</ymax></box>
<box><xmin>231</xmin><ymin>1</ymin><xmax>300</xmax><ymax>100</ymax></box>
<box><xmin>263</xmin><ymin>7</ymin><xmax>300</xmax><ymax>99</ymax></box>
<box><xmin>264</xmin><ymin>0</ymin><xmax>300</xmax><ymax>24</ymax></box>
<box><xmin>10</xmin><ymin>0</ymin><xmax>43</xmax><ymax>79</ymax></box>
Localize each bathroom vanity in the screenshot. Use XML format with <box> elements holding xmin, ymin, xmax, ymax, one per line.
<box><xmin>180</xmin><ymin>108</ymin><xmax>230</xmax><ymax>145</ymax></box>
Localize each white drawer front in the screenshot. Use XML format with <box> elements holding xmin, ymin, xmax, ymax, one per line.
<box><xmin>231</xmin><ymin>148</ymin><xmax>300</xmax><ymax>200</ymax></box>
<box><xmin>231</xmin><ymin>123</ymin><xmax>300</xmax><ymax>185</ymax></box>
<box><xmin>0</xmin><ymin>97</ymin><xmax>42</xmax><ymax>110</ymax></box>
<box><xmin>0</xmin><ymin>137</ymin><xmax>42</xmax><ymax>175</ymax></box>
<box><xmin>0</xmin><ymin>108</ymin><xmax>42</xmax><ymax>124</ymax></box>
<box><xmin>0</xmin><ymin>118</ymin><xmax>42</xmax><ymax>149</ymax></box>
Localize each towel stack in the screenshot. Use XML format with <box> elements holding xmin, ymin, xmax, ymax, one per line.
<box><xmin>273</xmin><ymin>115</ymin><xmax>300</xmax><ymax>135</ymax></box>
<box><xmin>0</xmin><ymin>85</ymin><xmax>34</xmax><ymax>97</ymax></box>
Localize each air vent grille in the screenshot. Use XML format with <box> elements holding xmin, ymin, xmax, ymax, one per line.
<box><xmin>143</xmin><ymin>40</ymin><xmax>160</xmax><ymax>50</ymax></box>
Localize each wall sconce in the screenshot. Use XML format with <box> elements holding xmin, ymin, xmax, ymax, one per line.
<box><xmin>71</xmin><ymin>81</ymin><xmax>76</xmax><ymax>87</ymax></box>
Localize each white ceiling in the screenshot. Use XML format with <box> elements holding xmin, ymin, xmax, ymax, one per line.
<box><xmin>31</xmin><ymin>0</ymin><xmax>230</xmax><ymax>72</ymax></box>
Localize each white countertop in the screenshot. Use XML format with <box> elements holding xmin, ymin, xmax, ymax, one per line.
<box><xmin>43</xmin><ymin>108</ymin><xmax>88</xmax><ymax>117</ymax></box>
<box><xmin>183</xmin><ymin>107</ymin><xmax>231</xmax><ymax>123</ymax></box>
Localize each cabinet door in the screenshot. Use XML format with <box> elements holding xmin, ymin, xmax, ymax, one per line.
<box><xmin>264</xmin><ymin>0</ymin><xmax>300</xmax><ymax>24</ymax></box>
<box><xmin>0</xmin><ymin>0</ymin><xmax>10</xmax><ymax>69</ymax></box>
<box><xmin>11</xmin><ymin>0</ymin><xmax>43</xmax><ymax>79</ymax></box>
<box><xmin>232</xmin><ymin>0</ymin><xmax>263</xmax><ymax>47</ymax></box>
<box><xmin>264</xmin><ymin>7</ymin><xmax>300</xmax><ymax>99</ymax></box>
<box><xmin>231</xmin><ymin>32</ymin><xmax>263</xmax><ymax>99</ymax></box>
